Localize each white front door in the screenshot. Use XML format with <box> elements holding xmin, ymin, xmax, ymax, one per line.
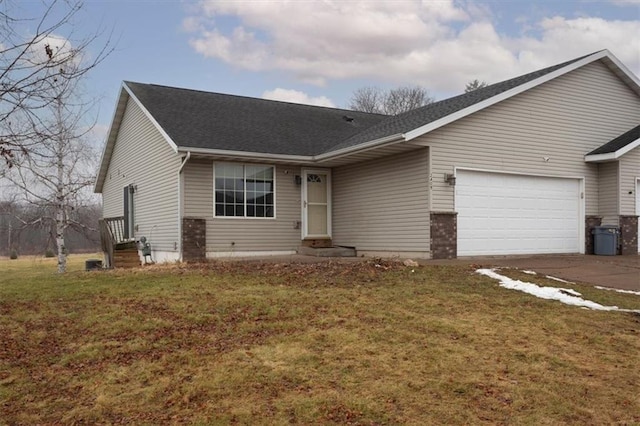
<box><xmin>302</xmin><ymin>169</ymin><xmax>331</xmax><ymax>239</ymax></box>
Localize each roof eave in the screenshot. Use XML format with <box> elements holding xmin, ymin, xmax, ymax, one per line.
<box><xmin>176</xmin><ymin>147</ymin><xmax>314</xmax><ymax>164</ymax></box>
<box><xmin>315</xmin><ymin>133</ymin><xmax>406</xmax><ymax>163</ymax></box>
<box><xmin>584</xmin><ymin>138</ymin><xmax>640</xmax><ymax>162</ymax></box>
<box><xmin>175</xmin><ymin>133</ymin><xmax>406</xmax><ymax>164</ymax></box>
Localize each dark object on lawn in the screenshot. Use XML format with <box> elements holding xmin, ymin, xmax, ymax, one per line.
<box><xmin>9</xmin><ymin>249</ymin><xmax>18</xmax><ymax>260</ymax></box>
<box><xmin>45</xmin><ymin>248</ymin><xmax>55</xmax><ymax>258</ymax></box>
<box><xmin>85</xmin><ymin>259</ymin><xmax>103</xmax><ymax>271</ymax></box>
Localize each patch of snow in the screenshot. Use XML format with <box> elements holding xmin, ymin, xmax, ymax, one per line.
<box><xmin>594</xmin><ymin>286</ymin><xmax>640</xmax><ymax>296</ymax></box>
<box><xmin>522</xmin><ymin>270</ymin><xmax>537</xmax><ymax>275</ymax></box>
<box><xmin>557</xmin><ymin>288</ymin><xmax>582</xmax><ymax>296</ymax></box>
<box><xmin>476</xmin><ymin>268</ymin><xmax>640</xmax><ymax>314</ymax></box>
<box><xmin>545</xmin><ymin>275</ymin><xmax>575</xmax><ymax>284</ymax></box>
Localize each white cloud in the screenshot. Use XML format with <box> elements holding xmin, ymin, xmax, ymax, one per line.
<box><xmin>185</xmin><ymin>1</ymin><xmax>640</xmax><ymax>93</ymax></box>
<box><xmin>609</xmin><ymin>0</ymin><xmax>640</xmax><ymax>6</ymax></box>
<box><xmin>261</xmin><ymin>88</ymin><xmax>336</xmax><ymax>107</ymax></box>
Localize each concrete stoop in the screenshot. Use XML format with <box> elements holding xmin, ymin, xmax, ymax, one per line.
<box><xmin>298</xmin><ymin>245</ymin><xmax>357</xmax><ymax>257</ymax></box>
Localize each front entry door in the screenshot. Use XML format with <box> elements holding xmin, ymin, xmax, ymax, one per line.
<box><xmin>302</xmin><ymin>169</ymin><xmax>331</xmax><ymax>239</ymax></box>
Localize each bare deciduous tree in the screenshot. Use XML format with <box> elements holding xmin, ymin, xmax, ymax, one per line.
<box><xmin>0</xmin><ymin>0</ymin><xmax>112</xmax><ymax>168</ymax></box>
<box><xmin>3</xmin><ymin>71</ymin><xmax>99</xmax><ymax>272</ymax></box>
<box><xmin>464</xmin><ymin>79</ymin><xmax>489</xmax><ymax>93</ymax></box>
<box><xmin>349</xmin><ymin>85</ymin><xmax>434</xmax><ymax>115</ymax></box>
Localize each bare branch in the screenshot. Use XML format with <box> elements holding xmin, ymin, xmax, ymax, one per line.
<box><xmin>349</xmin><ymin>85</ymin><xmax>434</xmax><ymax>115</ymax></box>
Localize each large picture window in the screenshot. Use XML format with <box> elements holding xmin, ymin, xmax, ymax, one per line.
<box><xmin>214</xmin><ymin>163</ymin><xmax>275</xmax><ymax>218</ymax></box>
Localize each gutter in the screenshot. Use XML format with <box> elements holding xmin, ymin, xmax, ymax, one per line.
<box><xmin>314</xmin><ymin>133</ymin><xmax>405</xmax><ymax>162</ymax></box>
<box><xmin>176</xmin><ymin>133</ymin><xmax>407</xmax><ymax>164</ymax></box>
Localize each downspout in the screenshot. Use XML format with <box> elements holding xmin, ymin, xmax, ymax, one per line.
<box><xmin>177</xmin><ymin>151</ymin><xmax>191</xmax><ymax>261</ymax></box>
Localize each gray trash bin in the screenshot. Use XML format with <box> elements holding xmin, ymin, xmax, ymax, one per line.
<box><xmin>592</xmin><ymin>226</ymin><xmax>619</xmax><ymax>256</ymax></box>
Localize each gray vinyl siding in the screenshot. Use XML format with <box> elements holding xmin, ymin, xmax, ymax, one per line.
<box><xmin>182</xmin><ymin>160</ymin><xmax>302</xmax><ymax>252</ymax></box>
<box><xmin>598</xmin><ymin>162</ymin><xmax>619</xmax><ymax>226</ymax></box>
<box><xmin>413</xmin><ymin>60</ymin><xmax>640</xmax><ymax>215</ymax></box>
<box><xmin>619</xmin><ymin>147</ymin><xmax>640</xmax><ymax>216</ymax></box>
<box><xmin>332</xmin><ymin>148</ymin><xmax>430</xmax><ymax>253</ymax></box>
<box><xmin>101</xmin><ymin>97</ymin><xmax>181</xmax><ymax>251</ymax></box>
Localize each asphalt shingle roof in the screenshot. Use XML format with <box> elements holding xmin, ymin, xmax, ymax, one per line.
<box><xmin>332</xmin><ymin>53</ymin><xmax>596</xmax><ymax>151</ymax></box>
<box><xmin>587</xmin><ymin>124</ymin><xmax>640</xmax><ymax>155</ymax></box>
<box><xmin>126</xmin><ymin>52</ymin><xmax>598</xmax><ymax>157</ymax></box>
<box><xmin>125</xmin><ymin>82</ymin><xmax>387</xmax><ymax>156</ymax></box>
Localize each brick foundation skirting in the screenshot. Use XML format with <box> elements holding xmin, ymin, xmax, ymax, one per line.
<box><xmin>430</xmin><ymin>212</ymin><xmax>457</xmax><ymax>259</ymax></box>
<box><xmin>585</xmin><ymin>215</ymin><xmax>602</xmax><ymax>255</ymax></box>
<box><xmin>619</xmin><ymin>215</ymin><xmax>638</xmax><ymax>256</ymax></box>
<box><xmin>182</xmin><ymin>217</ymin><xmax>206</xmax><ymax>262</ymax></box>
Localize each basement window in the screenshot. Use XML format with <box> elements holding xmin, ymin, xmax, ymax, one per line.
<box><xmin>214</xmin><ymin>163</ymin><xmax>275</xmax><ymax>218</ymax></box>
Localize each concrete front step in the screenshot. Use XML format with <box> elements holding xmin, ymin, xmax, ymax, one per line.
<box><xmin>298</xmin><ymin>245</ymin><xmax>356</xmax><ymax>257</ymax></box>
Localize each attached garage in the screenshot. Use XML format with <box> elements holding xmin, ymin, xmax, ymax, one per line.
<box><xmin>455</xmin><ymin>170</ymin><xmax>583</xmax><ymax>256</ymax></box>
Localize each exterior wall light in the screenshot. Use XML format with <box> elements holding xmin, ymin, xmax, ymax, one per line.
<box><xmin>445</xmin><ymin>173</ymin><xmax>456</xmax><ymax>186</ymax></box>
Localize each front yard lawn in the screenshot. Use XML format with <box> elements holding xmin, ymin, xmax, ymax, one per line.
<box><xmin>1</xmin><ymin>255</ymin><xmax>638</xmax><ymax>424</ymax></box>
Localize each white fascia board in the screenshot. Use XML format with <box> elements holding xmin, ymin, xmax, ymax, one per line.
<box><xmin>94</xmin><ymin>85</ymin><xmax>130</xmax><ymax>193</ymax></box>
<box><xmin>602</xmin><ymin>50</ymin><xmax>640</xmax><ymax>95</ymax></box>
<box><xmin>122</xmin><ymin>83</ymin><xmax>179</xmax><ymax>153</ymax></box>
<box><xmin>404</xmin><ymin>50</ymin><xmax>610</xmax><ymax>142</ymax></box>
<box><xmin>178</xmin><ymin>147</ymin><xmax>313</xmax><ymax>164</ymax></box>
<box><xmin>584</xmin><ymin>138</ymin><xmax>640</xmax><ymax>162</ymax></box>
<box><xmin>178</xmin><ymin>133</ymin><xmax>406</xmax><ymax>164</ymax></box>
<box><xmin>314</xmin><ymin>133</ymin><xmax>405</xmax><ymax>162</ymax></box>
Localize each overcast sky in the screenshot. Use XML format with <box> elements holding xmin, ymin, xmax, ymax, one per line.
<box><xmin>11</xmin><ymin>0</ymin><xmax>640</xmax><ymax>146</ymax></box>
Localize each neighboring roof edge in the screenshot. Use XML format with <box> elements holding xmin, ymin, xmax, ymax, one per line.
<box><xmin>404</xmin><ymin>50</ymin><xmax>634</xmax><ymax>142</ymax></box>
<box><xmin>585</xmin><ymin>124</ymin><xmax>640</xmax><ymax>162</ymax></box>
<box><xmin>94</xmin><ymin>82</ymin><xmax>181</xmax><ymax>193</ymax></box>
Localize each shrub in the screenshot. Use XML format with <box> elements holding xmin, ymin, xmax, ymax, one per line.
<box><xmin>9</xmin><ymin>250</ymin><xmax>18</xmax><ymax>260</ymax></box>
<box><xmin>44</xmin><ymin>248</ymin><xmax>55</xmax><ymax>258</ymax></box>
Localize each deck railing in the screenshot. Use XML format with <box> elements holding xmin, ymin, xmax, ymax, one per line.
<box><xmin>99</xmin><ymin>216</ymin><xmax>127</xmax><ymax>268</ymax></box>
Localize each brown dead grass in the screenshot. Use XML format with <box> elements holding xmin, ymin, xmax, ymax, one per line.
<box><xmin>0</xmin><ymin>256</ymin><xmax>639</xmax><ymax>425</ymax></box>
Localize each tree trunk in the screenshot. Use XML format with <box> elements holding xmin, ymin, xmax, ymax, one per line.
<box><xmin>56</xmin><ymin>207</ymin><xmax>66</xmax><ymax>273</ymax></box>
<box><xmin>56</xmin><ymin>133</ymin><xmax>66</xmax><ymax>274</ymax></box>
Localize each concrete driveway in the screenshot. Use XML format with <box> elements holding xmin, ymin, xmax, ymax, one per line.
<box><xmin>475</xmin><ymin>254</ymin><xmax>639</xmax><ymax>291</ymax></box>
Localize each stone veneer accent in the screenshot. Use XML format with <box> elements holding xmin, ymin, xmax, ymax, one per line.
<box><xmin>619</xmin><ymin>215</ymin><xmax>638</xmax><ymax>256</ymax></box>
<box><xmin>182</xmin><ymin>217</ymin><xmax>206</xmax><ymax>262</ymax></box>
<box><xmin>430</xmin><ymin>212</ymin><xmax>457</xmax><ymax>260</ymax></box>
<box><xmin>585</xmin><ymin>215</ymin><xmax>603</xmax><ymax>255</ymax></box>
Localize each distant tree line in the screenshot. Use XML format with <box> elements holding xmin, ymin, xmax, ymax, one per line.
<box><xmin>348</xmin><ymin>79</ymin><xmax>490</xmax><ymax>116</ymax></box>
<box><xmin>0</xmin><ymin>201</ymin><xmax>101</xmax><ymax>257</ymax></box>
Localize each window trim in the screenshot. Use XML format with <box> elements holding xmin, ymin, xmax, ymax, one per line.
<box><xmin>213</xmin><ymin>162</ymin><xmax>277</xmax><ymax>220</ymax></box>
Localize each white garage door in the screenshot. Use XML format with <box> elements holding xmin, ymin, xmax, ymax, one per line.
<box><xmin>456</xmin><ymin>170</ymin><xmax>581</xmax><ymax>256</ymax></box>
